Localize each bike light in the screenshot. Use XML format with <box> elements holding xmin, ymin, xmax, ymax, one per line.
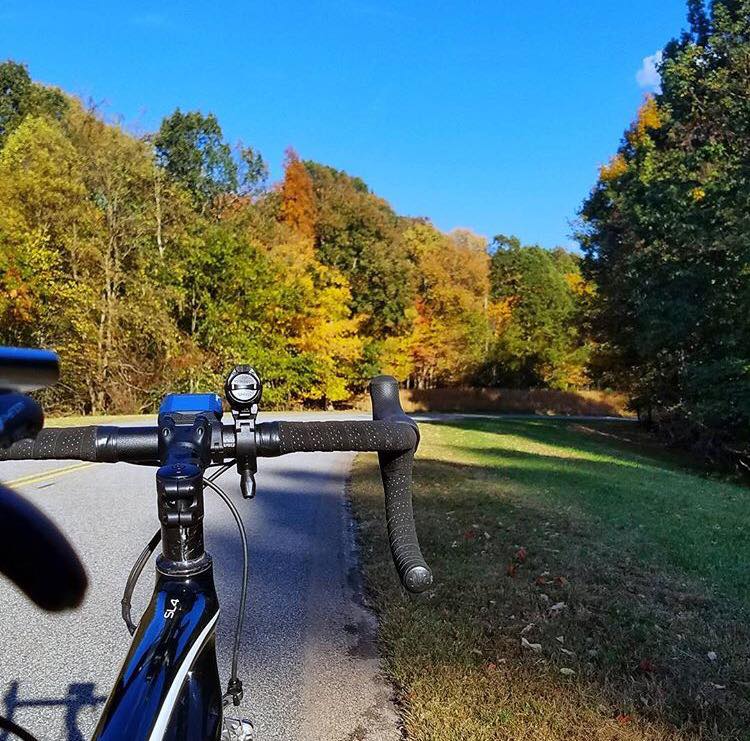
<box><xmin>224</xmin><ymin>366</ymin><xmax>262</xmax><ymax>412</ymax></box>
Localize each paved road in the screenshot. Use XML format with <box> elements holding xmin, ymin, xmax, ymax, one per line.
<box><xmin>0</xmin><ymin>413</ymin><xmax>399</xmax><ymax>741</ymax></box>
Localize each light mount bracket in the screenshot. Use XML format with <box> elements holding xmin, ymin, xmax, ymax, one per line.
<box><xmin>224</xmin><ymin>366</ymin><xmax>262</xmax><ymax>499</ymax></box>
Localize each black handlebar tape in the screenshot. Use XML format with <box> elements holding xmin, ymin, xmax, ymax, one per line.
<box><xmin>0</xmin><ymin>482</ymin><xmax>87</xmax><ymax>611</ymax></box>
<box><xmin>274</xmin><ymin>417</ymin><xmax>433</xmax><ymax>594</ymax></box>
<box><xmin>0</xmin><ymin>425</ymin><xmax>160</xmax><ymax>463</ymax></box>
<box><xmin>274</xmin><ymin>420</ymin><xmax>417</xmax><ymax>455</ymax></box>
<box><xmin>369</xmin><ymin>376</ymin><xmax>430</xmax><ymax>593</ymax></box>
<box><xmin>0</xmin><ymin>426</ymin><xmax>99</xmax><ymax>461</ymax></box>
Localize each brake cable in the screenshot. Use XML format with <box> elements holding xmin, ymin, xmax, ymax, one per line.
<box><xmin>119</xmin><ymin>460</ymin><xmax>250</xmax><ymax>707</ymax></box>
<box><xmin>121</xmin><ymin>528</ymin><xmax>162</xmax><ymax>634</ymax></box>
<box><xmin>203</xmin><ymin>469</ymin><xmax>249</xmax><ymax>707</ymax></box>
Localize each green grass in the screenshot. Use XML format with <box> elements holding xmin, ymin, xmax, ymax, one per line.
<box><xmin>350</xmin><ymin>419</ymin><xmax>750</xmax><ymax>741</ymax></box>
<box><xmin>45</xmin><ymin>413</ymin><xmax>153</xmax><ymax>427</ymax></box>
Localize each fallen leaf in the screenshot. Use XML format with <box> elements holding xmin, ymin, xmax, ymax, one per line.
<box><xmin>549</xmin><ymin>601</ymin><xmax>567</xmax><ymax>613</ymax></box>
<box><xmin>559</xmin><ymin>667</ymin><xmax>575</xmax><ymax>676</ymax></box>
<box><xmin>507</xmin><ymin>562</ymin><xmax>517</xmax><ymax>578</ymax></box>
<box><xmin>555</xmin><ymin>636</ymin><xmax>565</xmax><ymax>644</ymax></box>
<box><xmin>616</xmin><ymin>714</ymin><xmax>632</xmax><ymax>725</ymax></box>
<box><xmin>521</xmin><ymin>637</ymin><xmax>542</xmax><ymax>653</ymax></box>
<box><xmin>707</xmin><ymin>651</ymin><xmax>718</xmax><ymax>662</ymax></box>
<box><xmin>516</xmin><ymin>546</ymin><xmax>528</xmax><ymax>563</ymax></box>
<box><xmin>560</xmin><ymin>647</ymin><xmax>575</xmax><ymax>657</ymax></box>
<box><xmin>638</xmin><ymin>659</ymin><xmax>656</xmax><ymax>673</ymax></box>
<box><xmin>520</xmin><ymin>623</ymin><xmax>535</xmax><ymax>636</ymax></box>
<box><xmin>554</xmin><ymin>575</ymin><xmax>568</xmax><ymax>587</ymax></box>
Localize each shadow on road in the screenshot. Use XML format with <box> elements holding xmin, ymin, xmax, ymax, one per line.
<box><xmin>1</xmin><ymin>680</ymin><xmax>106</xmax><ymax>741</ymax></box>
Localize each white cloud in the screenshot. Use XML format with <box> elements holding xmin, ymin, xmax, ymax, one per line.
<box><xmin>636</xmin><ymin>51</ymin><xmax>663</xmax><ymax>91</ymax></box>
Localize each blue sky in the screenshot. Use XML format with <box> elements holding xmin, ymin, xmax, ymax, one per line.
<box><xmin>0</xmin><ymin>1</ymin><xmax>688</xmax><ymax>249</ymax></box>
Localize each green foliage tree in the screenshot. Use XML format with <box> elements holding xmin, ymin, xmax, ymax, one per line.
<box><xmin>153</xmin><ymin>109</ymin><xmax>238</xmax><ymax>209</ymax></box>
<box><xmin>0</xmin><ymin>60</ymin><xmax>67</xmax><ymax>147</ymax></box>
<box><xmin>486</xmin><ymin>236</ymin><xmax>587</xmax><ymax>388</ymax></box>
<box><xmin>305</xmin><ymin>161</ymin><xmax>415</xmax><ymax>337</ymax></box>
<box><xmin>579</xmin><ymin>0</ymin><xmax>750</xmax><ymax>450</ymax></box>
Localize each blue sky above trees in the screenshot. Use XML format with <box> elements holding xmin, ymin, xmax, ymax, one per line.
<box><xmin>0</xmin><ymin>0</ymin><xmax>686</xmax><ymax>248</ymax></box>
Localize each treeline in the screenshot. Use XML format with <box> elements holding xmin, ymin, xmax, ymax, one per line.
<box><xmin>580</xmin><ymin>0</ymin><xmax>750</xmax><ymax>460</ymax></box>
<box><xmin>0</xmin><ymin>61</ymin><xmax>589</xmax><ymax>413</ymax></box>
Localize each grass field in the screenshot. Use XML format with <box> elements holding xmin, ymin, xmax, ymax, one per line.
<box><xmin>350</xmin><ymin>419</ymin><xmax>750</xmax><ymax>740</ymax></box>
<box><xmin>45</xmin><ymin>413</ymin><xmax>152</xmax><ymax>427</ymax></box>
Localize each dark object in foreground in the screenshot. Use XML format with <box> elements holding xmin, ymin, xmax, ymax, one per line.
<box><xmin>0</xmin><ymin>482</ymin><xmax>88</xmax><ymax>611</ymax></box>
<box><xmin>0</xmin><ymin>346</ymin><xmax>88</xmax><ymax>612</ymax></box>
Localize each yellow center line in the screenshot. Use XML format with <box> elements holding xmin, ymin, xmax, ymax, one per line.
<box><xmin>5</xmin><ymin>462</ymin><xmax>95</xmax><ymax>488</ymax></box>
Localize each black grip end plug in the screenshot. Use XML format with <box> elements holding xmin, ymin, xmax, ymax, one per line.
<box><xmin>404</xmin><ymin>565</ymin><xmax>433</xmax><ymax>593</ymax></box>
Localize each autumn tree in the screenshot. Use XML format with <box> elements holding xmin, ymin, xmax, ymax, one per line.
<box><xmin>279</xmin><ymin>148</ymin><xmax>316</xmax><ymax>243</ymax></box>
<box><xmin>397</xmin><ymin>222</ymin><xmax>489</xmax><ymax>387</ymax></box>
<box><xmin>305</xmin><ymin>161</ymin><xmax>414</xmax><ymax>337</ymax></box>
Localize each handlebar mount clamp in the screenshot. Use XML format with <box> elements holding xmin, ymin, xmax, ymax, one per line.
<box><xmin>225</xmin><ymin>366</ymin><xmax>262</xmax><ymax>499</ymax></box>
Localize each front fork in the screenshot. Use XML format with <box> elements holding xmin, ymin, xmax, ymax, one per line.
<box><xmin>93</xmin><ymin>559</ymin><xmax>222</xmax><ymax>740</ymax></box>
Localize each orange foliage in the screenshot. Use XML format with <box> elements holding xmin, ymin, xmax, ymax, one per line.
<box><xmin>280</xmin><ymin>147</ymin><xmax>316</xmax><ymax>243</ymax></box>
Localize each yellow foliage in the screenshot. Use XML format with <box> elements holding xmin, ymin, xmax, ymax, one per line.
<box><xmin>293</xmin><ymin>265</ymin><xmax>363</xmax><ymax>402</ymax></box>
<box><xmin>487</xmin><ymin>298</ymin><xmax>514</xmax><ymax>336</ymax></box>
<box><xmin>564</xmin><ymin>272</ymin><xmax>595</xmax><ymax>298</ymax></box>
<box><xmin>599</xmin><ymin>153</ymin><xmax>628</xmax><ymax>182</ymax></box>
<box><xmin>691</xmin><ymin>187</ymin><xmax>706</xmax><ymax>202</ymax></box>
<box><xmin>627</xmin><ymin>96</ymin><xmax>663</xmax><ymax>146</ymax></box>
<box><xmin>378</xmin><ymin>329</ymin><xmax>417</xmax><ymax>382</ymax></box>
<box><xmin>399</xmin><ymin>223</ymin><xmax>490</xmax><ymax>385</ymax></box>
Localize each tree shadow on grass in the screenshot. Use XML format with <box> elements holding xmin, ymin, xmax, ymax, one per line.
<box><xmin>424</xmin><ymin>418</ymin><xmax>750</xmax><ymax>603</ymax></box>
<box><xmin>352</xmin><ymin>440</ymin><xmax>750</xmax><ymax>741</ymax></box>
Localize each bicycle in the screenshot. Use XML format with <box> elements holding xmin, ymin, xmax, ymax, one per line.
<box><xmin>0</xmin><ymin>364</ymin><xmax>432</xmax><ymax>740</ymax></box>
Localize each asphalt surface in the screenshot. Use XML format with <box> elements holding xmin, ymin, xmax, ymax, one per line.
<box><xmin>0</xmin><ymin>412</ymin><xmax>400</xmax><ymax>741</ymax></box>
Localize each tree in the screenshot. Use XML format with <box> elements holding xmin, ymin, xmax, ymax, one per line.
<box><xmin>153</xmin><ymin>109</ymin><xmax>237</xmax><ymax>209</ymax></box>
<box><xmin>238</xmin><ymin>145</ymin><xmax>268</xmax><ymax>197</ymax></box>
<box><xmin>400</xmin><ymin>223</ymin><xmax>490</xmax><ymax>387</ymax></box>
<box><xmin>279</xmin><ymin>148</ymin><xmax>316</xmax><ymax>243</ymax></box>
<box><xmin>0</xmin><ymin>60</ymin><xmax>67</xmax><ymax>148</ymax></box>
<box><xmin>486</xmin><ymin>236</ymin><xmax>586</xmax><ymax>388</ymax></box>
<box><xmin>579</xmin><ymin>0</ymin><xmax>750</xmax><ymax>452</ymax></box>
<box><xmin>305</xmin><ymin>161</ymin><xmax>415</xmax><ymax>337</ymax></box>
